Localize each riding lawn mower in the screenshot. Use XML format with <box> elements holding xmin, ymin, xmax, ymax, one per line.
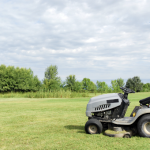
<box><xmin>85</xmin><ymin>87</ymin><xmax>150</xmax><ymax>138</ymax></box>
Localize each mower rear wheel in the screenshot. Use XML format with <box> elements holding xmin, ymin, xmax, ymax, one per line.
<box><xmin>85</xmin><ymin>119</ymin><xmax>103</xmax><ymax>134</ymax></box>
<box><xmin>137</xmin><ymin>114</ymin><xmax>150</xmax><ymax>137</ymax></box>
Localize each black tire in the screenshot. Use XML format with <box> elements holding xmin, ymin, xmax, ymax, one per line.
<box><xmin>137</xmin><ymin>114</ymin><xmax>150</xmax><ymax>137</ymax></box>
<box><xmin>85</xmin><ymin>119</ymin><xmax>103</xmax><ymax>134</ymax></box>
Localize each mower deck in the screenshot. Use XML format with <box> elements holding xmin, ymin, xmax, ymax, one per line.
<box><xmin>104</xmin><ymin>129</ymin><xmax>132</xmax><ymax>138</ymax></box>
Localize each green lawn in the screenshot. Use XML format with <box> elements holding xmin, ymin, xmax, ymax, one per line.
<box><xmin>0</xmin><ymin>93</ymin><xmax>150</xmax><ymax>150</ymax></box>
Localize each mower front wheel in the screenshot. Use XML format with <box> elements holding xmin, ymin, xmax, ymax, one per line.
<box><xmin>85</xmin><ymin>119</ymin><xmax>103</xmax><ymax>134</ymax></box>
<box><xmin>137</xmin><ymin>114</ymin><xmax>150</xmax><ymax>137</ymax></box>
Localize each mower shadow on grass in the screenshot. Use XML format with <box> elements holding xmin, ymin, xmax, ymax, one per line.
<box><xmin>64</xmin><ymin>125</ymin><xmax>85</xmax><ymax>133</ymax></box>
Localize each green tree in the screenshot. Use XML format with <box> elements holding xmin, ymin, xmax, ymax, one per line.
<box><xmin>111</xmin><ymin>80</ymin><xmax>119</xmax><ymax>92</ymax></box>
<box><xmin>82</xmin><ymin>78</ymin><xmax>96</xmax><ymax>92</ymax></box>
<box><xmin>60</xmin><ymin>81</ymin><xmax>66</xmax><ymax>89</ymax></box>
<box><xmin>116</xmin><ymin>78</ymin><xmax>125</xmax><ymax>87</ymax></box>
<box><xmin>0</xmin><ymin>64</ymin><xmax>9</xmax><ymax>92</ymax></box>
<box><xmin>111</xmin><ymin>78</ymin><xmax>125</xmax><ymax>92</ymax></box>
<box><xmin>142</xmin><ymin>83</ymin><xmax>150</xmax><ymax>92</ymax></box>
<box><xmin>65</xmin><ymin>75</ymin><xmax>83</xmax><ymax>92</ymax></box>
<box><xmin>43</xmin><ymin>65</ymin><xmax>61</xmax><ymax>91</ymax></box>
<box><xmin>43</xmin><ymin>78</ymin><xmax>60</xmax><ymax>91</ymax></box>
<box><xmin>66</xmin><ymin>75</ymin><xmax>76</xmax><ymax>91</ymax></box>
<box><xmin>74</xmin><ymin>81</ymin><xmax>82</xmax><ymax>92</ymax></box>
<box><xmin>13</xmin><ymin>67</ymin><xmax>41</xmax><ymax>92</ymax></box>
<box><xmin>0</xmin><ymin>64</ymin><xmax>41</xmax><ymax>92</ymax></box>
<box><xmin>96</xmin><ymin>81</ymin><xmax>109</xmax><ymax>93</ymax></box>
<box><xmin>45</xmin><ymin>65</ymin><xmax>58</xmax><ymax>80</ymax></box>
<box><xmin>126</xmin><ymin>76</ymin><xmax>143</xmax><ymax>92</ymax></box>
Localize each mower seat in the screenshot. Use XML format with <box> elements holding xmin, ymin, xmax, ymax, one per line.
<box><xmin>139</xmin><ymin>97</ymin><xmax>150</xmax><ymax>105</ymax></box>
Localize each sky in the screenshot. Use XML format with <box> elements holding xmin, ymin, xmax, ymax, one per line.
<box><xmin>0</xmin><ymin>0</ymin><xmax>150</xmax><ymax>83</ymax></box>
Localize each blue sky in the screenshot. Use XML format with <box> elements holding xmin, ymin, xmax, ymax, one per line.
<box><xmin>0</xmin><ymin>0</ymin><xmax>150</xmax><ymax>83</ymax></box>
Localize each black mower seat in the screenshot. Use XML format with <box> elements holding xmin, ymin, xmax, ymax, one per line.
<box><xmin>139</xmin><ymin>97</ymin><xmax>150</xmax><ymax>105</ymax></box>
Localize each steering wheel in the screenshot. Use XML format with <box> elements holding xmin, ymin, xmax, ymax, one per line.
<box><xmin>120</xmin><ymin>87</ymin><xmax>135</xmax><ymax>93</ymax></box>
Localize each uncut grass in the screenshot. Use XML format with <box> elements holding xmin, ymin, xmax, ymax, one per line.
<box><xmin>0</xmin><ymin>93</ymin><xmax>150</xmax><ymax>149</ymax></box>
<box><xmin>0</xmin><ymin>90</ymin><xmax>89</xmax><ymax>98</ymax></box>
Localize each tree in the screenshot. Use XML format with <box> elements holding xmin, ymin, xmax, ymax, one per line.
<box><xmin>74</xmin><ymin>81</ymin><xmax>82</xmax><ymax>92</ymax></box>
<box><xmin>66</xmin><ymin>75</ymin><xmax>76</xmax><ymax>91</ymax></box>
<box><xmin>45</xmin><ymin>65</ymin><xmax>59</xmax><ymax>80</ymax></box>
<box><xmin>0</xmin><ymin>64</ymin><xmax>41</xmax><ymax>92</ymax></box>
<box><xmin>43</xmin><ymin>65</ymin><xmax>61</xmax><ymax>91</ymax></box>
<box><xmin>126</xmin><ymin>76</ymin><xmax>143</xmax><ymax>92</ymax></box>
<box><xmin>142</xmin><ymin>83</ymin><xmax>150</xmax><ymax>92</ymax></box>
<box><xmin>111</xmin><ymin>80</ymin><xmax>119</xmax><ymax>92</ymax></box>
<box><xmin>43</xmin><ymin>78</ymin><xmax>60</xmax><ymax>91</ymax></box>
<box><xmin>65</xmin><ymin>75</ymin><xmax>83</xmax><ymax>92</ymax></box>
<box><xmin>82</xmin><ymin>78</ymin><xmax>96</xmax><ymax>92</ymax></box>
<box><xmin>0</xmin><ymin>64</ymin><xmax>9</xmax><ymax>92</ymax></box>
<box><xmin>111</xmin><ymin>78</ymin><xmax>125</xmax><ymax>92</ymax></box>
<box><xmin>116</xmin><ymin>78</ymin><xmax>125</xmax><ymax>87</ymax></box>
<box><xmin>96</xmin><ymin>81</ymin><xmax>108</xmax><ymax>93</ymax></box>
<box><xmin>60</xmin><ymin>81</ymin><xmax>66</xmax><ymax>89</ymax></box>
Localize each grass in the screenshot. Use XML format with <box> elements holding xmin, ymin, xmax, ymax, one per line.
<box><xmin>0</xmin><ymin>90</ymin><xmax>89</xmax><ymax>98</ymax></box>
<box><xmin>0</xmin><ymin>92</ymin><xmax>150</xmax><ymax>149</ymax></box>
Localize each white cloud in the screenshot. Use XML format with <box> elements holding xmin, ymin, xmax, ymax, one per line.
<box><xmin>0</xmin><ymin>0</ymin><xmax>150</xmax><ymax>81</ymax></box>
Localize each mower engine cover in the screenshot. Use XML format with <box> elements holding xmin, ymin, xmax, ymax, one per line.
<box><xmin>86</xmin><ymin>93</ymin><xmax>122</xmax><ymax>117</ymax></box>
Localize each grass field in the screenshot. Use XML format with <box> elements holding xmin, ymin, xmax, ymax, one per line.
<box><xmin>0</xmin><ymin>92</ymin><xmax>150</xmax><ymax>150</ymax></box>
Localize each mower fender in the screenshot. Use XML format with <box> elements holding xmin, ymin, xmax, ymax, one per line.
<box><xmin>112</xmin><ymin>108</ymin><xmax>150</xmax><ymax>125</ymax></box>
<box><xmin>133</xmin><ymin>108</ymin><xmax>150</xmax><ymax>122</ymax></box>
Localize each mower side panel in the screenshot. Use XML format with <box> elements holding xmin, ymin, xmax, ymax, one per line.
<box><xmin>112</xmin><ymin>108</ymin><xmax>150</xmax><ymax>125</ymax></box>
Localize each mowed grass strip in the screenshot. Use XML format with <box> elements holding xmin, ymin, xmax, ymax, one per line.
<box><xmin>0</xmin><ymin>93</ymin><xmax>150</xmax><ymax>149</ymax></box>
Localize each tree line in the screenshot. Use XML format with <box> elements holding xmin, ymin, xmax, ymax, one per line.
<box><xmin>0</xmin><ymin>65</ymin><xmax>41</xmax><ymax>92</ymax></box>
<box><xmin>0</xmin><ymin>64</ymin><xmax>149</xmax><ymax>93</ymax></box>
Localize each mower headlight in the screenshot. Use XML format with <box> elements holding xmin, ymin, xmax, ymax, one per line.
<box><xmin>133</xmin><ymin>112</ymin><xmax>136</xmax><ymax>117</ymax></box>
